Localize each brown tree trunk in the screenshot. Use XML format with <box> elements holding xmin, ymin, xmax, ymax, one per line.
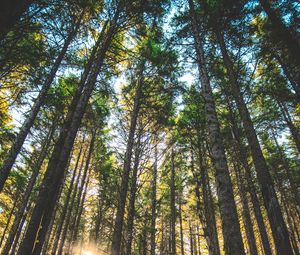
<box><xmin>233</xmin><ymin>162</ymin><xmax>259</xmax><ymax>255</ymax></box>
<box><xmin>216</xmin><ymin>29</ymin><xmax>293</xmax><ymax>254</ymax></box>
<box><xmin>126</xmin><ymin>135</ymin><xmax>141</xmax><ymax>255</ymax></box>
<box><xmin>1</xmin><ymin>122</ymin><xmax>56</xmax><ymax>255</ymax></box>
<box><xmin>189</xmin><ymin>220</ymin><xmax>194</xmax><ymax>255</ymax></box>
<box><xmin>50</xmin><ymin>138</ymin><xmax>85</xmax><ymax>255</ymax></box>
<box><xmin>272</xmin><ymin>53</ymin><xmax>300</xmax><ymax>101</ymax></box>
<box><xmin>16</xmin><ymin>14</ymin><xmax>118</xmax><ymax>254</ymax></box>
<box><xmin>55</xmin><ymin>146</ymin><xmax>87</xmax><ymax>255</ymax></box>
<box><xmin>194</xmin><ymin>137</ymin><xmax>220</xmax><ymax>255</ymax></box>
<box><xmin>0</xmin><ymin>193</ymin><xmax>18</xmax><ymax>248</ymax></box>
<box><xmin>188</xmin><ymin>1</ymin><xmax>245</xmax><ymax>254</ymax></box>
<box><xmin>179</xmin><ymin>198</ymin><xmax>185</xmax><ymax>255</ymax></box>
<box><xmin>223</xmin><ymin>95</ymin><xmax>273</xmax><ymax>255</ymax></box>
<box><xmin>111</xmin><ymin>60</ymin><xmax>144</xmax><ymax>255</ymax></box>
<box><xmin>271</xmin><ymin>128</ymin><xmax>300</xmax><ymax>212</ymax></box>
<box><xmin>68</xmin><ymin>133</ymin><xmax>95</xmax><ymax>251</ymax></box>
<box><xmin>0</xmin><ymin>16</ymin><xmax>82</xmax><ymax>192</ymax></box>
<box><xmin>170</xmin><ymin>148</ymin><xmax>177</xmax><ymax>255</ymax></box>
<box><xmin>278</xmin><ymin>101</ymin><xmax>300</xmax><ymax>154</ymax></box>
<box><xmin>70</xmin><ymin>168</ymin><xmax>92</xmax><ymax>249</ymax></box>
<box><xmin>150</xmin><ymin>142</ymin><xmax>158</xmax><ymax>255</ymax></box>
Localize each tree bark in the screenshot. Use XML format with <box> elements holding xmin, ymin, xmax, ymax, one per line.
<box><xmin>111</xmin><ymin>60</ymin><xmax>144</xmax><ymax>255</ymax></box>
<box><xmin>16</xmin><ymin>14</ymin><xmax>118</xmax><ymax>254</ymax></box>
<box><xmin>68</xmin><ymin>133</ymin><xmax>95</xmax><ymax>253</ymax></box>
<box><xmin>1</xmin><ymin>122</ymin><xmax>56</xmax><ymax>255</ymax></box>
<box><xmin>0</xmin><ymin>193</ymin><xmax>18</xmax><ymax>249</ymax></box>
<box><xmin>271</xmin><ymin>128</ymin><xmax>300</xmax><ymax>212</ymax></box>
<box><xmin>189</xmin><ymin>220</ymin><xmax>194</xmax><ymax>255</ymax></box>
<box><xmin>150</xmin><ymin>142</ymin><xmax>158</xmax><ymax>255</ymax></box>
<box><xmin>55</xmin><ymin>146</ymin><xmax>87</xmax><ymax>255</ymax></box>
<box><xmin>194</xmin><ymin>137</ymin><xmax>220</xmax><ymax>255</ymax></box>
<box><xmin>233</xmin><ymin>162</ymin><xmax>259</xmax><ymax>255</ymax></box>
<box><xmin>50</xmin><ymin>138</ymin><xmax>85</xmax><ymax>255</ymax></box>
<box><xmin>0</xmin><ymin>15</ymin><xmax>84</xmax><ymax>192</ymax></box>
<box><xmin>277</xmin><ymin>100</ymin><xmax>300</xmax><ymax>154</ymax></box>
<box><xmin>170</xmin><ymin>148</ymin><xmax>177</xmax><ymax>255</ymax></box>
<box><xmin>216</xmin><ymin>29</ymin><xmax>293</xmax><ymax>255</ymax></box>
<box><xmin>125</xmin><ymin>135</ymin><xmax>141</xmax><ymax>255</ymax></box>
<box><xmin>188</xmin><ymin>1</ymin><xmax>245</xmax><ymax>254</ymax></box>
<box><xmin>223</xmin><ymin>95</ymin><xmax>273</xmax><ymax>255</ymax></box>
<box><xmin>179</xmin><ymin>198</ymin><xmax>185</xmax><ymax>255</ymax></box>
<box><xmin>69</xmin><ymin>168</ymin><xmax>92</xmax><ymax>250</ymax></box>
<box><xmin>0</xmin><ymin>16</ymin><xmax>83</xmax><ymax>192</ymax></box>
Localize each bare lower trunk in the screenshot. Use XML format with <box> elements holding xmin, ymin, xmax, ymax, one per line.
<box><xmin>216</xmin><ymin>29</ymin><xmax>293</xmax><ymax>254</ymax></box>
<box><xmin>234</xmin><ymin>162</ymin><xmax>258</xmax><ymax>255</ymax></box>
<box><xmin>111</xmin><ymin>60</ymin><xmax>144</xmax><ymax>255</ymax></box>
<box><xmin>1</xmin><ymin>122</ymin><xmax>56</xmax><ymax>255</ymax></box>
<box><xmin>189</xmin><ymin>221</ymin><xmax>194</xmax><ymax>255</ymax></box>
<box><xmin>195</xmin><ymin>138</ymin><xmax>220</xmax><ymax>255</ymax></box>
<box><xmin>170</xmin><ymin>148</ymin><xmax>177</xmax><ymax>255</ymax></box>
<box><xmin>16</xmin><ymin>16</ymin><xmax>118</xmax><ymax>254</ymax></box>
<box><xmin>224</xmin><ymin>98</ymin><xmax>273</xmax><ymax>255</ymax></box>
<box><xmin>271</xmin><ymin>129</ymin><xmax>300</xmax><ymax>212</ymax></box>
<box><xmin>51</xmin><ymin>139</ymin><xmax>85</xmax><ymax>255</ymax></box>
<box><xmin>150</xmin><ymin>142</ymin><xmax>158</xmax><ymax>255</ymax></box>
<box><xmin>125</xmin><ymin>135</ymin><xmax>141</xmax><ymax>255</ymax></box>
<box><xmin>188</xmin><ymin>1</ymin><xmax>245</xmax><ymax>254</ymax></box>
<box><xmin>55</xmin><ymin>147</ymin><xmax>87</xmax><ymax>255</ymax></box>
<box><xmin>278</xmin><ymin>101</ymin><xmax>300</xmax><ymax>154</ymax></box>
<box><xmin>0</xmin><ymin>193</ymin><xmax>18</xmax><ymax>248</ymax></box>
<box><xmin>70</xmin><ymin>169</ymin><xmax>92</xmax><ymax>248</ymax></box>
<box><xmin>179</xmin><ymin>199</ymin><xmax>185</xmax><ymax>255</ymax></box>
<box><xmin>0</xmin><ymin>17</ymin><xmax>82</xmax><ymax>192</ymax></box>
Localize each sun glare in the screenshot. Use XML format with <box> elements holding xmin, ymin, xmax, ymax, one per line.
<box><xmin>82</xmin><ymin>251</ymin><xmax>94</xmax><ymax>255</ymax></box>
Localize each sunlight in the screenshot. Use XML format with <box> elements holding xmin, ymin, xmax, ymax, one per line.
<box><xmin>82</xmin><ymin>251</ymin><xmax>94</xmax><ymax>255</ymax></box>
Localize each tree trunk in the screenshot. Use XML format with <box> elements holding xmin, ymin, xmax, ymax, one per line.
<box><xmin>150</xmin><ymin>142</ymin><xmax>158</xmax><ymax>255</ymax></box>
<box><xmin>194</xmin><ymin>137</ymin><xmax>220</xmax><ymax>255</ymax></box>
<box><xmin>1</xmin><ymin>122</ymin><xmax>56</xmax><ymax>255</ymax></box>
<box><xmin>0</xmin><ymin>0</ymin><xmax>33</xmax><ymax>42</ymax></box>
<box><xmin>233</xmin><ymin>162</ymin><xmax>259</xmax><ymax>255</ymax></box>
<box><xmin>271</xmin><ymin>128</ymin><xmax>300</xmax><ymax>212</ymax></box>
<box><xmin>0</xmin><ymin>16</ymin><xmax>82</xmax><ymax>192</ymax></box>
<box><xmin>9</xmin><ymin>204</ymin><xmax>28</xmax><ymax>255</ymax></box>
<box><xmin>50</xmin><ymin>138</ymin><xmax>85</xmax><ymax>255</ymax></box>
<box><xmin>179</xmin><ymin>198</ymin><xmax>185</xmax><ymax>255</ymax></box>
<box><xmin>277</xmin><ymin>100</ymin><xmax>300</xmax><ymax>154</ymax></box>
<box><xmin>55</xmin><ymin>146</ymin><xmax>87</xmax><ymax>255</ymax></box>
<box><xmin>197</xmin><ymin>224</ymin><xmax>202</xmax><ymax>255</ymax></box>
<box><xmin>270</xmin><ymin>163</ymin><xmax>300</xmax><ymax>255</ymax></box>
<box><xmin>70</xmin><ymin>168</ymin><xmax>92</xmax><ymax>250</ymax></box>
<box><xmin>170</xmin><ymin>148</ymin><xmax>177</xmax><ymax>255</ymax></box>
<box><xmin>216</xmin><ymin>29</ymin><xmax>293</xmax><ymax>254</ymax></box>
<box><xmin>272</xmin><ymin>52</ymin><xmax>300</xmax><ymax>101</ymax></box>
<box><xmin>189</xmin><ymin>220</ymin><xmax>194</xmax><ymax>255</ymax></box>
<box><xmin>16</xmin><ymin>14</ymin><xmax>118</xmax><ymax>254</ymax></box>
<box><xmin>224</xmin><ymin>97</ymin><xmax>273</xmax><ymax>255</ymax></box>
<box><xmin>188</xmin><ymin>1</ymin><xmax>245</xmax><ymax>254</ymax></box>
<box><xmin>126</xmin><ymin>136</ymin><xmax>141</xmax><ymax>255</ymax></box>
<box><xmin>111</xmin><ymin>60</ymin><xmax>144</xmax><ymax>255</ymax></box>
<box><xmin>0</xmin><ymin>193</ymin><xmax>18</xmax><ymax>248</ymax></box>
<box><xmin>68</xmin><ymin>133</ymin><xmax>95</xmax><ymax>253</ymax></box>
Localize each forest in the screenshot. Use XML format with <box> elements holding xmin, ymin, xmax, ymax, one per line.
<box><xmin>0</xmin><ymin>0</ymin><xmax>299</xmax><ymax>254</ymax></box>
